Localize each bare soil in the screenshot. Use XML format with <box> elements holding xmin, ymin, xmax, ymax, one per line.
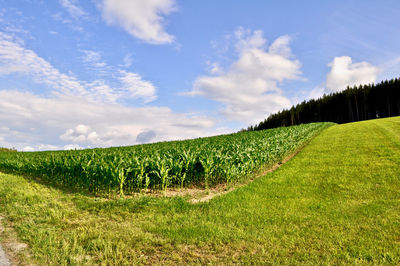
<box><xmin>0</xmin><ymin>216</ymin><xmax>30</xmax><ymax>266</ymax></box>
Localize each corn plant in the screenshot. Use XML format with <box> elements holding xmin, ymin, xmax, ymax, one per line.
<box><xmin>0</xmin><ymin>123</ymin><xmax>332</xmax><ymax>196</ymax></box>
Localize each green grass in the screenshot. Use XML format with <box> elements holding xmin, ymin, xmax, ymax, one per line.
<box><xmin>1</xmin><ymin>117</ymin><xmax>400</xmax><ymax>264</ymax></box>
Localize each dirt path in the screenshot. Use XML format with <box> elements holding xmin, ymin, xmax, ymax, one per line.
<box><xmin>0</xmin><ymin>216</ymin><xmax>12</xmax><ymax>266</ymax></box>
<box><xmin>0</xmin><ymin>244</ymin><xmax>10</xmax><ymax>266</ymax></box>
<box><xmin>0</xmin><ymin>215</ymin><xmax>28</xmax><ymax>266</ymax></box>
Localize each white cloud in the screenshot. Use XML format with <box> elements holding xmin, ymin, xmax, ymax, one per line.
<box><xmin>21</xmin><ymin>144</ymin><xmax>61</xmax><ymax>152</ymax></box>
<box><xmin>0</xmin><ymin>32</ymin><xmax>222</xmax><ymax>150</ymax></box>
<box><xmin>60</xmin><ymin>125</ymin><xmax>106</xmax><ymax>146</ymax></box>
<box><xmin>234</xmin><ymin>27</ymin><xmax>266</xmax><ymax>52</ymax></box>
<box><xmin>187</xmin><ymin>29</ymin><xmax>301</xmax><ymax>124</ymax></box>
<box><xmin>122</xmin><ymin>53</ymin><xmax>133</xmax><ymax>68</ymax></box>
<box><xmin>22</xmin><ymin>146</ymin><xmax>34</xmax><ymax>152</ymax></box>
<box><xmin>81</xmin><ymin>50</ymin><xmax>107</xmax><ymax>68</ymax></box>
<box><xmin>306</xmin><ymin>56</ymin><xmax>381</xmax><ymax>100</ymax></box>
<box><xmin>268</xmin><ymin>35</ymin><xmax>293</xmax><ymax>57</ymax></box>
<box><xmin>59</xmin><ymin>0</ymin><xmax>86</xmax><ymax>18</ymax></box>
<box><xmin>63</xmin><ymin>144</ymin><xmax>84</xmax><ymax>150</ymax></box>
<box><xmin>119</xmin><ymin>70</ymin><xmax>157</xmax><ymax>103</ymax></box>
<box><xmin>51</xmin><ymin>12</ymin><xmax>84</xmax><ymax>32</ymax></box>
<box><xmin>37</xmin><ymin>144</ymin><xmax>60</xmax><ymax>151</ymax></box>
<box><xmin>0</xmin><ymin>90</ymin><xmax>221</xmax><ymax>151</ymax></box>
<box><xmin>100</xmin><ymin>0</ymin><xmax>176</xmax><ymax>44</ymax></box>
<box><xmin>307</xmin><ymin>87</ymin><xmax>325</xmax><ymax>100</ymax></box>
<box><xmin>60</xmin><ymin>124</ymin><xmax>92</xmax><ymax>143</ymax></box>
<box><xmin>0</xmin><ymin>32</ymin><xmax>94</xmax><ymax>97</ymax></box>
<box><xmin>0</xmin><ymin>33</ymin><xmax>157</xmax><ymax>103</ymax></box>
<box><xmin>206</xmin><ymin>61</ymin><xmax>222</xmax><ymax>75</ymax></box>
<box><xmin>325</xmin><ymin>56</ymin><xmax>380</xmax><ymax>93</ymax></box>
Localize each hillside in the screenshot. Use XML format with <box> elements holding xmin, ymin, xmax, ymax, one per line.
<box><xmin>0</xmin><ymin>117</ymin><xmax>399</xmax><ymax>264</ymax></box>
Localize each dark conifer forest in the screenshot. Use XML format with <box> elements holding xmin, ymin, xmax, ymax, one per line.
<box><xmin>249</xmin><ymin>78</ymin><xmax>400</xmax><ymax>131</ymax></box>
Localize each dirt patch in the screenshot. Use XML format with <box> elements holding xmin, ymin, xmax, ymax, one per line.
<box><xmin>0</xmin><ymin>216</ymin><xmax>31</xmax><ymax>265</ymax></box>
<box><xmin>0</xmin><ymin>240</ymin><xmax>10</xmax><ymax>266</ymax></box>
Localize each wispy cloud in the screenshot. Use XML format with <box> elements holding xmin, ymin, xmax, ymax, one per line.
<box><xmin>0</xmin><ymin>33</ymin><xmax>157</xmax><ymax>103</ymax></box>
<box><xmin>81</xmin><ymin>50</ymin><xmax>107</xmax><ymax>68</ymax></box>
<box><xmin>122</xmin><ymin>53</ymin><xmax>133</xmax><ymax>68</ymax></box>
<box><xmin>59</xmin><ymin>0</ymin><xmax>87</xmax><ymax>19</ymax></box>
<box><xmin>51</xmin><ymin>12</ymin><xmax>84</xmax><ymax>32</ymax></box>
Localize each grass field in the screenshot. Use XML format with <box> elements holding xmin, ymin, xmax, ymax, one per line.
<box><xmin>1</xmin><ymin>117</ymin><xmax>400</xmax><ymax>264</ymax></box>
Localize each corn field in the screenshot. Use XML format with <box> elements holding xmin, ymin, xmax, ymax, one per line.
<box><xmin>0</xmin><ymin>123</ymin><xmax>332</xmax><ymax>195</ymax></box>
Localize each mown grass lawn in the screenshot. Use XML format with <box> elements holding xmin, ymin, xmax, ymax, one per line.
<box><xmin>1</xmin><ymin>117</ymin><xmax>400</xmax><ymax>265</ymax></box>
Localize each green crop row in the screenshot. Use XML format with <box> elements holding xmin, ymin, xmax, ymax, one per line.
<box><xmin>0</xmin><ymin>123</ymin><xmax>332</xmax><ymax>196</ymax></box>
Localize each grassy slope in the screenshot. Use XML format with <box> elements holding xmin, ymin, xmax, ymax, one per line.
<box><xmin>0</xmin><ymin>117</ymin><xmax>400</xmax><ymax>264</ymax></box>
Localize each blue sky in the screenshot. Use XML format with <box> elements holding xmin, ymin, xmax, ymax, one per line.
<box><xmin>0</xmin><ymin>0</ymin><xmax>399</xmax><ymax>151</ymax></box>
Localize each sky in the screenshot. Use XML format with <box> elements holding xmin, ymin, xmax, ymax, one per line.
<box><xmin>0</xmin><ymin>0</ymin><xmax>400</xmax><ymax>151</ymax></box>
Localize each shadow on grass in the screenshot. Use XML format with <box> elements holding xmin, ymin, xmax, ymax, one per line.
<box><xmin>0</xmin><ymin>169</ymin><xmax>194</xmax><ymax>216</ymax></box>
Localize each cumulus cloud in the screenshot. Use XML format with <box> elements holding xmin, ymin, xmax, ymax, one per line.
<box><xmin>325</xmin><ymin>56</ymin><xmax>380</xmax><ymax>93</ymax></box>
<box><xmin>306</xmin><ymin>56</ymin><xmax>381</xmax><ymax>100</ymax></box>
<box><xmin>268</xmin><ymin>35</ymin><xmax>292</xmax><ymax>57</ymax></box>
<box><xmin>0</xmin><ymin>33</ymin><xmax>157</xmax><ymax>103</ymax></box>
<box><xmin>234</xmin><ymin>27</ymin><xmax>266</xmax><ymax>51</ymax></box>
<box><xmin>100</xmin><ymin>0</ymin><xmax>176</xmax><ymax>44</ymax></box>
<box><xmin>0</xmin><ymin>90</ymin><xmax>220</xmax><ymax>151</ymax></box>
<box><xmin>187</xmin><ymin>29</ymin><xmax>301</xmax><ymax>124</ymax></box>
<box><xmin>60</xmin><ymin>124</ymin><xmax>93</xmax><ymax>143</ymax></box>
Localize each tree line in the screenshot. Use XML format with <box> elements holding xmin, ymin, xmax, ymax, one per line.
<box><xmin>0</xmin><ymin>147</ymin><xmax>16</xmax><ymax>152</ymax></box>
<box><xmin>248</xmin><ymin>77</ymin><xmax>400</xmax><ymax>131</ymax></box>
